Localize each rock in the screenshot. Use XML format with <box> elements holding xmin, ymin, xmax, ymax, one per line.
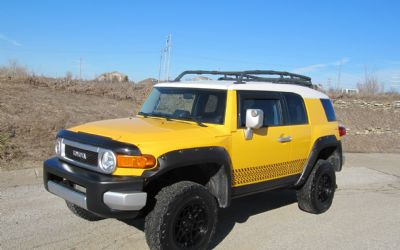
<box><xmin>336</xmin><ymin>100</ymin><xmax>347</xmax><ymax>104</ymax></box>
<box><xmin>96</xmin><ymin>71</ymin><xmax>129</xmax><ymax>83</ymax></box>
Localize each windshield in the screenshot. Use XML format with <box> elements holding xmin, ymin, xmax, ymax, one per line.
<box><xmin>139</xmin><ymin>87</ymin><xmax>227</xmax><ymax>124</ymax></box>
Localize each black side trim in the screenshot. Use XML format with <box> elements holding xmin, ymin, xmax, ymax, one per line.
<box><xmin>143</xmin><ymin>147</ymin><xmax>233</xmax><ymax>208</ymax></box>
<box><xmin>294</xmin><ymin>135</ymin><xmax>342</xmax><ymax>187</ymax></box>
<box><xmin>232</xmin><ymin>174</ymin><xmax>300</xmax><ymax>198</ymax></box>
<box><xmin>57</xmin><ymin>129</ymin><xmax>140</xmax><ymax>155</ymax></box>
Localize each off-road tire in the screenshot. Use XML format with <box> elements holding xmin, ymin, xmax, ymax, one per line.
<box><xmin>145</xmin><ymin>181</ymin><xmax>218</xmax><ymax>250</ymax></box>
<box><xmin>296</xmin><ymin>159</ymin><xmax>336</xmax><ymax>214</ymax></box>
<box><xmin>66</xmin><ymin>201</ymin><xmax>103</xmax><ymax>221</ymax></box>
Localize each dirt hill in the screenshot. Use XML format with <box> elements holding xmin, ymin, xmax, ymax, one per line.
<box><xmin>0</xmin><ymin>77</ymin><xmax>399</xmax><ymax>170</ymax></box>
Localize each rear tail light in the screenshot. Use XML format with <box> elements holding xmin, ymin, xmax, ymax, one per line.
<box><xmin>339</xmin><ymin>125</ymin><xmax>346</xmax><ymax>137</ymax></box>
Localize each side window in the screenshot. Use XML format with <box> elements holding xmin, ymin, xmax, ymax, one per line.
<box><xmin>192</xmin><ymin>92</ymin><xmax>226</xmax><ymax>124</ymax></box>
<box><xmin>239</xmin><ymin>97</ymin><xmax>283</xmax><ymax>127</ymax></box>
<box><xmin>320</xmin><ymin>99</ymin><xmax>336</xmax><ymax>121</ymax></box>
<box><xmin>283</xmin><ymin>93</ymin><xmax>308</xmax><ymax>125</ymax></box>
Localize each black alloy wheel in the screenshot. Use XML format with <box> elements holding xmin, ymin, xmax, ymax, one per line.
<box><xmin>173</xmin><ymin>199</ymin><xmax>209</xmax><ymax>248</ymax></box>
<box><xmin>316</xmin><ymin>173</ymin><xmax>334</xmax><ymax>203</ymax></box>
<box><xmin>297</xmin><ymin>160</ymin><xmax>336</xmax><ymax>214</ymax></box>
<box><xmin>145</xmin><ymin>181</ymin><xmax>218</xmax><ymax>250</ymax></box>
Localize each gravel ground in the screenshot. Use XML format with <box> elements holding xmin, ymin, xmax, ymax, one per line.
<box><xmin>0</xmin><ymin>153</ymin><xmax>399</xmax><ymax>250</ymax></box>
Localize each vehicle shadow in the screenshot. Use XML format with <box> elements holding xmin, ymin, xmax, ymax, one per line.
<box><xmin>211</xmin><ymin>189</ymin><xmax>297</xmax><ymax>248</ymax></box>
<box><xmin>120</xmin><ymin>216</ymin><xmax>145</xmax><ymax>231</ymax></box>
<box><xmin>120</xmin><ymin>189</ymin><xmax>297</xmax><ymax>248</ymax></box>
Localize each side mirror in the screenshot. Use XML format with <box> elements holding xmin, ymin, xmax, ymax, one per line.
<box><xmin>244</xmin><ymin>109</ymin><xmax>264</xmax><ymax>140</ymax></box>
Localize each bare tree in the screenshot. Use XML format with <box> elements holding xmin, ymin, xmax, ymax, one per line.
<box><xmin>6</xmin><ymin>59</ymin><xmax>29</xmax><ymax>78</ymax></box>
<box><xmin>357</xmin><ymin>72</ymin><xmax>382</xmax><ymax>96</ymax></box>
<box><xmin>65</xmin><ymin>71</ymin><xmax>73</xmax><ymax>82</ymax></box>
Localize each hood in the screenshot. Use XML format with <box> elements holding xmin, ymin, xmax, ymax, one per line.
<box><xmin>69</xmin><ymin>117</ymin><xmax>227</xmax><ymax>152</ymax></box>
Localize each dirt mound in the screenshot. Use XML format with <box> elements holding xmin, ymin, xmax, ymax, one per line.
<box><xmin>333</xmin><ymin>97</ymin><xmax>400</xmax><ymax>153</ymax></box>
<box><xmin>0</xmin><ymin>76</ymin><xmax>399</xmax><ymax>170</ymax></box>
<box><xmin>0</xmin><ymin>77</ymin><xmax>151</xmax><ymax>170</ymax></box>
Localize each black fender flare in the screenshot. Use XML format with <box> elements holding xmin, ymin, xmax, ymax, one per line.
<box><xmin>142</xmin><ymin>147</ymin><xmax>233</xmax><ymax>208</ymax></box>
<box><xmin>294</xmin><ymin>135</ymin><xmax>343</xmax><ymax>188</ymax></box>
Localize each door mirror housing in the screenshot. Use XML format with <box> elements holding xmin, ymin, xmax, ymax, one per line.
<box><xmin>244</xmin><ymin>109</ymin><xmax>264</xmax><ymax>140</ymax></box>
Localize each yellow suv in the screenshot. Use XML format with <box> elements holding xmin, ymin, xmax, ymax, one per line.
<box><xmin>44</xmin><ymin>70</ymin><xmax>345</xmax><ymax>250</ymax></box>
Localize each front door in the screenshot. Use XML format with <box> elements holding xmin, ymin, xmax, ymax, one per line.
<box><xmin>230</xmin><ymin>91</ymin><xmax>294</xmax><ymax>188</ymax></box>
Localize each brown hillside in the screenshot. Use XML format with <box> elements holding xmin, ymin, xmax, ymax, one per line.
<box><xmin>0</xmin><ymin>77</ymin><xmax>399</xmax><ymax>170</ymax></box>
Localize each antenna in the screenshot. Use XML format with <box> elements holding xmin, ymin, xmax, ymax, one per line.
<box><xmin>158</xmin><ymin>34</ymin><xmax>172</xmax><ymax>82</ymax></box>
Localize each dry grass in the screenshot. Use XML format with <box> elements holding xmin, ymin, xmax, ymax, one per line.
<box><xmin>23</xmin><ymin>76</ymin><xmax>153</xmax><ymax>102</ymax></box>
<box><xmin>0</xmin><ymin>77</ymin><xmax>152</xmax><ymax>170</ymax></box>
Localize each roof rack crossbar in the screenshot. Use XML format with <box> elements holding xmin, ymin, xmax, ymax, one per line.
<box><xmin>173</xmin><ymin>70</ymin><xmax>312</xmax><ymax>87</ymax></box>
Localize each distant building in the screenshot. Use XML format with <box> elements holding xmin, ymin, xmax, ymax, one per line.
<box><xmin>96</xmin><ymin>71</ymin><xmax>128</xmax><ymax>82</ymax></box>
<box><xmin>342</xmin><ymin>88</ymin><xmax>359</xmax><ymax>95</ymax></box>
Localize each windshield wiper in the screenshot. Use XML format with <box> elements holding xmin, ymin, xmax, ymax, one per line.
<box><xmin>139</xmin><ymin>112</ymin><xmax>206</xmax><ymax>126</ymax></box>
<box><xmin>140</xmin><ymin>112</ymin><xmax>174</xmax><ymax>121</ymax></box>
<box><xmin>187</xmin><ymin>117</ymin><xmax>207</xmax><ymax>127</ymax></box>
<box><xmin>138</xmin><ymin>111</ymin><xmax>149</xmax><ymax>117</ymax></box>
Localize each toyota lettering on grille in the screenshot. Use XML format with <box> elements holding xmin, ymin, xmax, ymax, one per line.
<box><xmin>72</xmin><ymin>150</ymin><xmax>87</xmax><ymax>160</ymax></box>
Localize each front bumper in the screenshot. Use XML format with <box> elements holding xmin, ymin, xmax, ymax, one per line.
<box><xmin>43</xmin><ymin>157</ymin><xmax>147</xmax><ymax>219</ymax></box>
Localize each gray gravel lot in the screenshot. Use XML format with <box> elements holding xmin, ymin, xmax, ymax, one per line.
<box><xmin>1</xmin><ymin>153</ymin><xmax>399</xmax><ymax>250</ymax></box>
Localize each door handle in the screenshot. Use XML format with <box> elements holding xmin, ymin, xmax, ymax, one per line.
<box><xmin>278</xmin><ymin>136</ymin><xmax>292</xmax><ymax>143</ymax></box>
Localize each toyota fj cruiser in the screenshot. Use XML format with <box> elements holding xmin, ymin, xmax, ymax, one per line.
<box><xmin>43</xmin><ymin>70</ymin><xmax>345</xmax><ymax>250</ymax></box>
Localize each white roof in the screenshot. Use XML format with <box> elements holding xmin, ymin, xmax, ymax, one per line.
<box><xmin>155</xmin><ymin>80</ymin><xmax>328</xmax><ymax>99</ymax></box>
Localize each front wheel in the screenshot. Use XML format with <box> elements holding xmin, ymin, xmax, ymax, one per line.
<box><xmin>296</xmin><ymin>160</ymin><xmax>336</xmax><ymax>214</ymax></box>
<box><xmin>145</xmin><ymin>181</ymin><xmax>218</xmax><ymax>250</ymax></box>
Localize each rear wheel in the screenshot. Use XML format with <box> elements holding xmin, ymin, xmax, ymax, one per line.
<box><xmin>296</xmin><ymin>160</ymin><xmax>336</xmax><ymax>214</ymax></box>
<box><xmin>66</xmin><ymin>201</ymin><xmax>102</xmax><ymax>221</ymax></box>
<box><xmin>145</xmin><ymin>181</ymin><xmax>218</xmax><ymax>250</ymax></box>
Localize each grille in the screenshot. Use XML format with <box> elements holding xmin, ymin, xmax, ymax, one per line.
<box><xmin>64</xmin><ymin>144</ymin><xmax>98</xmax><ymax>166</ymax></box>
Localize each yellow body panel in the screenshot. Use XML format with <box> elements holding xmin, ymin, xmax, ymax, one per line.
<box><xmin>69</xmin><ymin>117</ymin><xmax>230</xmax><ymax>176</ymax></box>
<box><xmin>231</xmin><ymin>125</ymin><xmax>294</xmax><ymax>186</ymax></box>
<box><xmin>68</xmin><ymin>89</ymin><xmax>339</xmax><ymax>187</ymax></box>
<box><xmin>304</xmin><ymin>98</ymin><xmax>340</xmax><ymax>141</ymax></box>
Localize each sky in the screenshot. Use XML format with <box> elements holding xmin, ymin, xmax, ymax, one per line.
<box><xmin>1</xmin><ymin>0</ymin><xmax>400</xmax><ymax>90</ymax></box>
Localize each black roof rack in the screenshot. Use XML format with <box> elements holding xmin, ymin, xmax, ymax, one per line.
<box><xmin>174</xmin><ymin>70</ymin><xmax>313</xmax><ymax>87</ymax></box>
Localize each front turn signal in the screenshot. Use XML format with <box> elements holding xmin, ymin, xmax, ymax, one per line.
<box><xmin>116</xmin><ymin>154</ymin><xmax>156</xmax><ymax>169</ymax></box>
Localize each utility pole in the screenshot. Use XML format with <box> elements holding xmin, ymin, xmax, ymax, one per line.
<box><xmin>158</xmin><ymin>50</ymin><xmax>163</xmax><ymax>82</ymax></box>
<box><xmin>79</xmin><ymin>57</ymin><xmax>82</xmax><ymax>81</ymax></box>
<box><xmin>166</xmin><ymin>34</ymin><xmax>172</xmax><ymax>81</ymax></box>
<box><xmin>337</xmin><ymin>59</ymin><xmax>342</xmax><ymax>90</ymax></box>
<box><xmin>158</xmin><ymin>34</ymin><xmax>172</xmax><ymax>82</ymax></box>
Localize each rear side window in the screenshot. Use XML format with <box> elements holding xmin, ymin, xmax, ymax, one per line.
<box><xmin>320</xmin><ymin>99</ymin><xmax>336</xmax><ymax>121</ymax></box>
<box><xmin>283</xmin><ymin>93</ymin><xmax>308</xmax><ymax>125</ymax></box>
